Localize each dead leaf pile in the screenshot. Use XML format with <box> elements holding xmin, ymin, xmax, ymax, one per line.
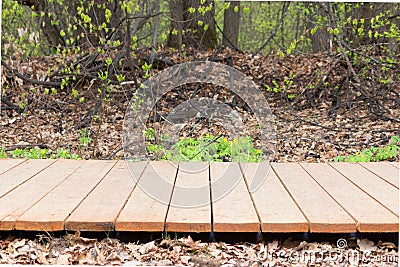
<box><xmin>0</xmin><ymin>235</ymin><xmax>398</xmax><ymax>266</ymax></box>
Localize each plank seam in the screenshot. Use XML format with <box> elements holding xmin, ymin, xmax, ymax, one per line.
<box><xmin>238</xmin><ymin>163</ymin><xmax>262</xmax><ymax>232</ymax></box>
<box><xmin>113</xmin><ymin>161</ymin><xmax>150</xmax><ymax>230</ymax></box>
<box><xmin>0</xmin><ymin>159</ymin><xmax>58</xmax><ymax>198</ymax></box>
<box><xmin>163</xmin><ymin>162</ymin><xmax>180</xmax><ymax>235</ymax></box>
<box><xmin>0</xmin><ymin>158</ymin><xmax>28</xmax><ymax>175</ymax></box>
<box><xmin>300</xmin><ymin>163</ymin><xmax>360</xmax><ymax>231</ymax></box>
<box><xmin>61</xmin><ymin>161</ymin><xmax>119</xmax><ymax>230</ymax></box>
<box><xmin>9</xmin><ymin>160</ymin><xmax>87</xmax><ymax>231</ymax></box>
<box><xmin>208</xmin><ymin>162</ymin><xmax>214</xmax><ymax>235</ymax></box>
<box><xmin>271</xmin><ymin>163</ymin><xmax>311</xmax><ymax>232</ymax></box>
<box><xmin>357</xmin><ymin>163</ymin><xmax>399</xmax><ymax>189</ymax></box>
<box><xmin>328</xmin><ymin>163</ymin><xmax>399</xmax><ymax>217</ymax></box>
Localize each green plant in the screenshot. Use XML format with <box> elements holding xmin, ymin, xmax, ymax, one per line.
<box><xmin>334</xmin><ymin>135</ymin><xmax>400</xmax><ymax>162</ymax></box>
<box><xmin>0</xmin><ymin>148</ymin><xmax>8</xmax><ymax>158</ymax></box>
<box><xmin>51</xmin><ymin>148</ymin><xmax>81</xmax><ymax>159</ymax></box>
<box><xmin>79</xmin><ymin>129</ymin><xmax>92</xmax><ymax>147</ymax></box>
<box><xmin>145</xmin><ymin>130</ymin><xmax>263</xmax><ymax>162</ymax></box>
<box><xmin>10</xmin><ymin>148</ymin><xmax>48</xmax><ymax>159</ymax></box>
<box><xmin>8</xmin><ymin>147</ymin><xmax>81</xmax><ymax>160</ymax></box>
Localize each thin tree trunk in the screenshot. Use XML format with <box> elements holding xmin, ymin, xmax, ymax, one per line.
<box><xmin>222</xmin><ymin>1</ymin><xmax>240</xmax><ymax>49</ymax></box>
<box><xmin>167</xmin><ymin>0</ymin><xmax>217</xmax><ymax>50</ymax></box>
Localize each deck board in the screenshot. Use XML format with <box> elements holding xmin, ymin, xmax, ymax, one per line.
<box><xmin>15</xmin><ymin>160</ymin><xmax>116</xmax><ymax>231</ymax></box>
<box><xmin>0</xmin><ymin>159</ymin><xmax>26</xmax><ymax>174</ymax></box>
<box><xmin>359</xmin><ymin>162</ymin><xmax>399</xmax><ymax>188</ymax></box>
<box><xmin>116</xmin><ymin>161</ymin><xmax>176</xmax><ymax>231</ymax></box>
<box><xmin>329</xmin><ymin>162</ymin><xmax>398</xmax><ymax>216</ymax></box>
<box><xmin>302</xmin><ymin>163</ymin><xmax>399</xmax><ymax>232</ymax></box>
<box><xmin>0</xmin><ymin>159</ymin><xmax>55</xmax><ymax>198</ymax></box>
<box><xmin>166</xmin><ymin>162</ymin><xmax>211</xmax><ymax>232</ymax></box>
<box><xmin>0</xmin><ymin>159</ymin><xmax>397</xmax><ymax>233</ymax></box>
<box><xmin>210</xmin><ymin>162</ymin><xmax>259</xmax><ymax>232</ymax></box>
<box><xmin>0</xmin><ymin>160</ymin><xmax>85</xmax><ymax>230</ymax></box>
<box><xmin>388</xmin><ymin>162</ymin><xmax>399</xmax><ymax>168</ymax></box>
<box><xmin>272</xmin><ymin>163</ymin><xmax>356</xmax><ymax>233</ymax></box>
<box><xmin>65</xmin><ymin>161</ymin><xmax>139</xmax><ymax>231</ymax></box>
<box><xmin>241</xmin><ymin>162</ymin><xmax>308</xmax><ymax>232</ymax></box>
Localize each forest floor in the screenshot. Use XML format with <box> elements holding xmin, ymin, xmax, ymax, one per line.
<box><xmin>0</xmin><ymin>233</ymin><xmax>398</xmax><ymax>266</ymax></box>
<box><xmin>1</xmin><ymin>48</ymin><xmax>399</xmax><ymax>161</ymax></box>
<box><xmin>0</xmin><ymin>48</ymin><xmax>399</xmax><ymax>265</ymax></box>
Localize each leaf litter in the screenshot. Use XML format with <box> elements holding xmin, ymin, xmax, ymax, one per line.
<box><xmin>1</xmin><ymin>47</ymin><xmax>399</xmax><ymax>161</ymax></box>
<box><xmin>0</xmin><ymin>233</ymin><xmax>397</xmax><ymax>266</ymax></box>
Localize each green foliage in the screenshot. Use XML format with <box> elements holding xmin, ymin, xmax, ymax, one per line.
<box><xmin>7</xmin><ymin>147</ymin><xmax>80</xmax><ymax>159</ymax></box>
<box><xmin>265</xmin><ymin>74</ymin><xmax>296</xmax><ymax>100</ymax></box>
<box><xmin>145</xmin><ymin>130</ymin><xmax>263</xmax><ymax>163</ymax></box>
<box><xmin>334</xmin><ymin>136</ymin><xmax>400</xmax><ymax>162</ymax></box>
<box><xmin>0</xmin><ymin>148</ymin><xmax>7</xmax><ymax>158</ymax></box>
<box><xmin>79</xmin><ymin>128</ymin><xmax>92</xmax><ymax>147</ymax></box>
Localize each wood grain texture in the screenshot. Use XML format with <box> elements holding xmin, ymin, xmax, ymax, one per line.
<box><xmin>359</xmin><ymin>162</ymin><xmax>399</xmax><ymax>188</ymax></box>
<box><xmin>210</xmin><ymin>162</ymin><xmax>259</xmax><ymax>232</ymax></box>
<box><xmin>272</xmin><ymin>163</ymin><xmax>356</xmax><ymax>233</ymax></box>
<box><xmin>65</xmin><ymin>161</ymin><xmax>146</xmax><ymax>231</ymax></box>
<box><xmin>388</xmin><ymin>162</ymin><xmax>399</xmax><ymax>168</ymax></box>
<box><xmin>0</xmin><ymin>159</ymin><xmax>397</xmax><ymax>233</ymax></box>
<box><xmin>15</xmin><ymin>160</ymin><xmax>116</xmax><ymax>231</ymax></box>
<box><xmin>330</xmin><ymin>162</ymin><xmax>399</xmax><ymax>216</ymax></box>
<box><xmin>0</xmin><ymin>160</ymin><xmax>85</xmax><ymax>230</ymax></box>
<box><xmin>241</xmin><ymin>162</ymin><xmax>308</xmax><ymax>232</ymax></box>
<box><xmin>116</xmin><ymin>161</ymin><xmax>176</xmax><ymax>231</ymax></box>
<box><xmin>303</xmin><ymin>163</ymin><xmax>399</xmax><ymax>232</ymax></box>
<box><xmin>166</xmin><ymin>162</ymin><xmax>211</xmax><ymax>232</ymax></box>
<box><xmin>0</xmin><ymin>159</ymin><xmax>54</xmax><ymax>198</ymax></box>
<box><xmin>0</xmin><ymin>159</ymin><xmax>26</xmax><ymax>175</ymax></box>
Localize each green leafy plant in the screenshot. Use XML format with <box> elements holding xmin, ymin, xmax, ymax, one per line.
<box><xmin>334</xmin><ymin>135</ymin><xmax>400</xmax><ymax>162</ymax></box>
<box><xmin>0</xmin><ymin>148</ymin><xmax>8</xmax><ymax>158</ymax></box>
<box><xmin>79</xmin><ymin>128</ymin><xmax>92</xmax><ymax>147</ymax></box>
<box><xmin>8</xmin><ymin>147</ymin><xmax>81</xmax><ymax>159</ymax></box>
<box><xmin>145</xmin><ymin>130</ymin><xmax>263</xmax><ymax>162</ymax></box>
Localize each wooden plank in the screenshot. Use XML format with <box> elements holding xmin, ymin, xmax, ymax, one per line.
<box><xmin>359</xmin><ymin>162</ymin><xmax>399</xmax><ymax>188</ymax></box>
<box><xmin>272</xmin><ymin>163</ymin><xmax>356</xmax><ymax>233</ymax></box>
<box><xmin>0</xmin><ymin>159</ymin><xmax>26</xmax><ymax>175</ymax></box>
<box><xmin>15</xmin><ymin>160</ymin><xmax>116</xmax><ymax>231</ymax></box>
<box><xmin>166</xmin><ymin>162</ymin><xmax>211</xmax><ymax>232</ymax></box>
<box><xmin>388</xmin><ymin>162</ymin><xmax>399</xmax><ymax>168</ymax></box>
<box><xmin>303</xmin><ymin>163</ymin><xmax>399</xmax><ymax>232</ymax></box>
<box><xmin>116</xmin><ymin>161</ymin><xmax>176</xmax><ymax>231</ymax></box>
<box><xmin>0</xmin><ymin>159</ymin><xmax>55</xmax><ymax>198</ymax></box>
<box><xmin>65</xmin><ymin>161</ymin><xmax>147</xmax><ymax>231</ymax></box>
<box><xmin>0</xmin><ymin>160</ymin><xmax>85</xmax><ymax>230</ymax></box>
<box><xmin>210</xmin><ymin>162</ymin><xmax>259</xmax><ymax>232</ymax></box>
<box><xmin>329</xmin><ymin>162</ymin><xmax>399</xmax><ymax>216</ymax></box>
<box><xmin>241</xmin><ymin>162</ymin><xmax>308</xmax><ymax>232</ymax></box>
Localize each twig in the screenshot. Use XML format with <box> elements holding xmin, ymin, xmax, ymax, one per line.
<box><xmin>1</xmin><ymin>60</ymin><xmax>61</xmax><ymax>87</ymax></box>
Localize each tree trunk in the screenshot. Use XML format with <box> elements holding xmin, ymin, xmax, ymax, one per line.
<box><xmin>222</xmin><ymin>1</ymin><xmax>240</xmax><ymax>49</ymax></box>
<box><xmin>306</xmin><ymin>2</ymin><xmax>332</xmax><ymax>53</ymax></box>
<box><xmin>345</xmin><ymin>3</ymin><xmax>399</xmax><ymax>52</ymax></box>
<box><xmin>167</xmin><ymin>0</ymin><xmax>217</xmax><ymax>50</ymax></box>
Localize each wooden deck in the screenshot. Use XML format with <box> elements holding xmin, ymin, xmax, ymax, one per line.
<box><xmin>0</xmin><ymin>159</ymin><xmax>398</xmax><ymax>233</ymax></box>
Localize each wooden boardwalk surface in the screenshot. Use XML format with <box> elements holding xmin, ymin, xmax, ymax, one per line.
<box><xmin>0</xmin><ymin>159</ymin><xmax>398</xmax><ymax>233</ymax></box>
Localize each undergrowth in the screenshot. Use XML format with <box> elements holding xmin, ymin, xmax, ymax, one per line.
<box><xmin>334</xmin><ymin>135</ymin><xmax>400</xmax><ymax>162</ymax></box>
<box><xmin>145</xmin><ymin>129</ymin><xmax>263</xmax><ymax>162</ymax></box>
<box><xmin>1</xmin><ymin>148</ymin><xmax>81</xmax><ymax>159</ymax></box>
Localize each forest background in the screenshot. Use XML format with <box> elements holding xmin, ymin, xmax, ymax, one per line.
<box><xmin>0</xmin><ymin>1</ymin><xmax>399</xmax><ymax>162</ymax></box>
